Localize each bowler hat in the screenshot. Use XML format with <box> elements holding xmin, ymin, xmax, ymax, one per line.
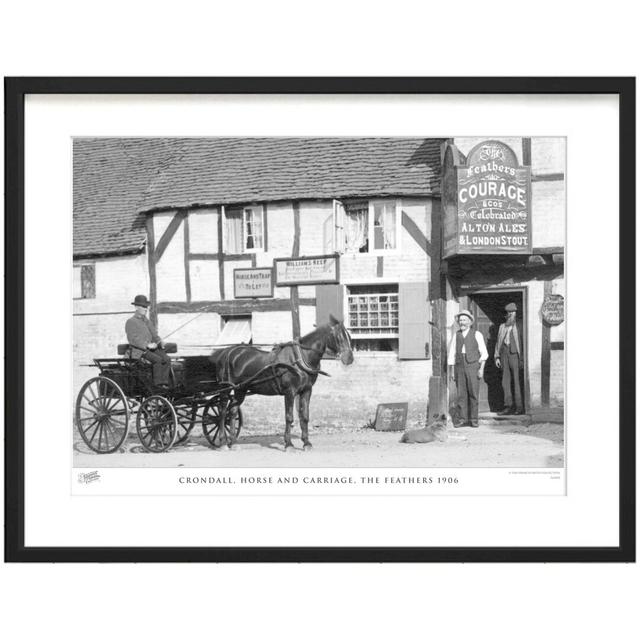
<box><xmin>455</xmin><ymin>310</ymin><xmax>474</xmax><ymax>323</ymax></box>
<box><xmin>132</xmin><ymin>294</ymin><xmax>151</xmax><ymax>308</ymax></box>
<box><xmin>505</xmin><ymin>302</ymin><xmax>518</xmax><ymax>312</ymax></box>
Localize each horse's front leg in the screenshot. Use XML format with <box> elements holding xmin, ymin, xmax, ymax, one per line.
<box><xmin>283</xmin><ymin>392</ymin><xmax>295</xmax><ymax>450</ymax></box>
<box><xmin>299</xmin><ymin>388</ymin><xmax>312</xmax><ymax>450</ymax></box>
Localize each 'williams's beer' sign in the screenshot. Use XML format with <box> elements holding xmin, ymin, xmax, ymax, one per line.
<box><xmin>442</xmin><ymin>140</ymin><xmax>532</xmax><ymax>257</ymax></box>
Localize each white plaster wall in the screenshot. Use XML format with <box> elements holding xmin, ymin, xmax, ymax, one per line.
<box><xmin>188</xmin><ymin>208</ymin><xmax>219</xmax><ymax>253</ymax></box>
<box><xmin>252</xmin><ymin>311</ymin><xmax>293</xmax><ymax>345</ymax></box>
<box><xmin>189</xmin><ymin>260</ymin><xmax>220</xmax><ymax>301</ymax></box>
<box><xmin>531</xmin><ymin>180</ymin><xmax>565</xmax><ymax>249</ymax></box>
<box><xmin>73</xmin><ymin>253</ymin><xmax>148</xmax><ymax>315</ymax></box>
<box><xmin>156</xmin><ymin>312</ymin><xmax>221</xmax><ymax>354</ymax></box>
<box><xmin>531</xmin><ymin>137</ymin><xmax>566</xmax><ymax>175</ymax></box>
<box><xmin>154</xmin><ymin>211</ymin><xmax>186</xmax><ymax>301</ymax></box>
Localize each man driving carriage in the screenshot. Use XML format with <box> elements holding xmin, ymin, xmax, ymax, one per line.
<box><xmin>125</xmin><ymin>294</ymin><xmax>171</xmax><ymax>388</ymax></box>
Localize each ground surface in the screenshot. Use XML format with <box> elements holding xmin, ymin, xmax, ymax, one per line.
<box><xmin>73</xmin><ymin>415</ymin><xmax>564</xmax><ymax>468</ymax></box>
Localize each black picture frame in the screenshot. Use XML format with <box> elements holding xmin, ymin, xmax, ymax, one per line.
<box><xmin>4</xmin><ymin>76</ymin><xmax>635</xmax><ymax>563</ymax></box>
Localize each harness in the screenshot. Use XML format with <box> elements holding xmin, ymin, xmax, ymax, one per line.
<box><xmin>273</xmin><ymin>340</ymin><xmax>331</xmax><ymax>377</ymax></box>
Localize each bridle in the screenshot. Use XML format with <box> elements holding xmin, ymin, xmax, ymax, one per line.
<box><xmin>282</xmin><ymin>323</ymin><xmax>352</xmax><ymax>377</ymax></box>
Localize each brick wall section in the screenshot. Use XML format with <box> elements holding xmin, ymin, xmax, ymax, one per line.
<box><xmin>240</xmin><ymin>355</ymin><xmax>429</xmax><ymax>430</ymax></box>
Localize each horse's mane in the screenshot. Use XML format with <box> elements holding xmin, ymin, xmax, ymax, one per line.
<box><xmin>299</xmin><ymin>323</ymin><xmax>332</xmax><ymax>345</ymax></box>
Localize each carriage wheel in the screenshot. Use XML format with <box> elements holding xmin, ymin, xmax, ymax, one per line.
<box><xmin>202</xmin><ymin>398</ymin><xmax>243</xmax><ymax>448</ymax></box>
<box><xmin>136</xmin><ymin>396</ymin><xmax>178</xmax><ymax>453</ymax></box>
<box><xmin>174</xmin><ymin>404</ymin><xmax>197</xmax><ymax>445</ymax></box>
<box><xmin>75</xmin><ymin>376</ymin><xmax>130</xmax><ymax>453</ymax></box>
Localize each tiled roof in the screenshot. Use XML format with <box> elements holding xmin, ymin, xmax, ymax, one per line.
<box><xmin>74</xmin><ymin>137</ymin><xmax>444</xmax><ymax>257</ymax></box>
<box><xmin>73</xmin><ymin>138</ymin><xmax>184</xmax><ymax>257</ymax></box>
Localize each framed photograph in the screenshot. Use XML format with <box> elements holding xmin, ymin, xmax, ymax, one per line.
<box><xmin>4</xmin><ymin>77</ymin><xmax>635</xmax><ymax>562</ymax></box>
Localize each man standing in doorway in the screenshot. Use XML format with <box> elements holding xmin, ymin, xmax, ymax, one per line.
<box><xmin>495</xmin><ymin>302</ymin><xmax>525</xmax><ymax>415</ymax></box>
<box><xmin>448</xmin><ymin>310</ymin><xmax>488</xmax><ymax>428</ymax></box>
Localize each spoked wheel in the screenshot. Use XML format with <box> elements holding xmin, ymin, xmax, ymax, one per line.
<box><xmin>136</xmin><ymin>396</ymin><xmax>178</xmax><ymax>453</ymax></box>
<box><xmin>75</xmin><ymin>376</ymin><xmax>130</xmax><ymax>453</ymax></box>
<box><xmin>174</xmin><ymin>404</ymin><xmax>197</xmax><ymax>445</ymax></box>
<box><xmin>202</xmin><ymin>397</ymin><xmax>243</xmax><ymax>448</ymax></box>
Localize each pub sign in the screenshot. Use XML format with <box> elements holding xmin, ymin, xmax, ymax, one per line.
<box><xmin>443</xmin><ymin>140</ymin><xmax>532</xmax><ymax>257</ymax></box>
<box><xmin>274</xmin><ymin>254</ymin><xmax>340</xmax><ymax>287</ymax></box>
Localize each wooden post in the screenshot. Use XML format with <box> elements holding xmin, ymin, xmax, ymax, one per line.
<box><xmin>290</xmin><ymin>202</ymin><xmax>301</xmax><ymax>339</ymax></box>
<box><xmin>427</xmin><ymin>198</ymin><xmax>448</xmax><ymax>419</ymax></box>
<box><xmin>183</xmin><ymin>213</ymin><xmax>191</xmax><ymax>303</ymax></box>
<box><xmin>522</xmin><ymin>137</ymin><xmax>532</xmax><ymax>166</ymax></box>
<box><xmin>541</xmin><ymin>280</ymin><xmax>552</xmax><ymax>405</ymax></box>
<box><xmin>217</xmin><ymin>207</ymin><xmax>225</xmax><ymax>300</ymax></box>
<box><xmin>145</xmin><ymin>214</ymin><xmax>158</xmax><ymax>328</ymax></box>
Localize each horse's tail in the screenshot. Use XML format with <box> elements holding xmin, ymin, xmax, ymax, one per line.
<box><xmin>210</xmin><ymin>346</ymin><xmax>233</xmax><ymax>383</ymax></box>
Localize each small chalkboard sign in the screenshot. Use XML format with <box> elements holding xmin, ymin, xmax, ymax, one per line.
<box><xmin>374</xmin><ymin>402</ymin><xmax>409</xmax><ymax>431</ymax></box>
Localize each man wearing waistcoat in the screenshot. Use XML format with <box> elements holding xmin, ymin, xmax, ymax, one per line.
<box><xmin>125</xmin><ymin>294</ymin><xmax>171</xmax><ymax>388</ymax></box>
<box><xmin>447</xmin><ymin>310</ymin><xmax>488</xmax><ymax>428</ymax></box>
<box><xmin>495</xmin><ymin>302</ymin><xmax>525</xmax><ymax>415</ymax></box>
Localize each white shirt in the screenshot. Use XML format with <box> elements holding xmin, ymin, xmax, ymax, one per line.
<box><xmin>447</xmin><ymin>329</ymin><xmax>489</xmax><ymax>366</ymax></box>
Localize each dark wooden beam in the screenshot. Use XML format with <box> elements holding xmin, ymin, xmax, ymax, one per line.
<box><xmin>146</xmin><ymin>215</ymin><xmax>158</xmax><ymax>328</ymax></box>
<box><xmin>532</xmin><ymin>246</ymin><xmax>564</xmax><ymax>255</ymax></box>
<box><xmin>550</xmin><ymin>341</ymin><xmax>564</xmax><ymax>350</ymax></box>
<box><xmin>188</xmin><ymin>253</ymin><xmax>255</xmax><ymax>262</ymax></box>
<box><xmin>376</xmin><ymin>256</ymin><xmax>384</xmax><ymax>277</ymax></box>
<box><xmin>290</xmin><ymin>201</ymin><xmax>301</xmax><ymax>339</ymax></box>
<box><xmin>401</xmin><ymin>210</ymin><xmax>431</xmax><ymax>255</ymax></box>
<box><xmin>263</xmin><ymin>203</ymin><xmax>269</xmax><ymax>252</ymax></box>
<box><xmin>183</xmin><ymin>214</ymin><xmax>191</xmax><ymax>303</ymax></box>
<box><xmin>153</xmin><ymin>210</ymin><xmax>187</xmax><ymax>262</ymax></box>
<box><xmin>532</xmin><ymin>173</ymin><xmax>564</xmax><ymax>182</ymax></box>
<box><xmin>217</xmin><ymin>210</ymin><xmax>225</xmax><ymax>300</ymax></box>
<box><xmin>157</xmin><ymin>298</ymin><xmax>316</xmax><ymax>314</ymax></box>
<box><xmin>541</xmin><ymin>280</ymin><xmax>552</xmax><ymax>406</ymax></box>
<box><xmin>522</xmin><ymin>138</ymin><xmax>532</xmax><ymax>166</ymax></box>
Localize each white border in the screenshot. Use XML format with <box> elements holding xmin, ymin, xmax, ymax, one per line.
<box><xmin>24</xmin><ymin>93</ymin><xmax>619</xmax><ymax>547</ymax></box>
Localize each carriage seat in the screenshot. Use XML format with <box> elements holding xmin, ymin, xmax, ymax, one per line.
<box><xmin>117</xmin><ymin>342</ymin><xmax>177</xmax><ymax>356</ymax></box>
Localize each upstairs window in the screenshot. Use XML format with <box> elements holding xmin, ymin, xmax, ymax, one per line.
<box><xmin>225</xmin><ymin>205</ymin><xmax>265</xmax><ymax>253</ymax></box>
<box><xmin>344</xmin><ymin>201</ymin><xmax>369</xmax><ymax>253</ymax></box>
<box><xmin>73</xmin><ymin>263</ymin><xmax>95</xmax><ymax>299</ymax></box>
<box><xmin>332</xmin><ymin>199</ymin><xmax>400</xmax><ymax>254</ymax></box>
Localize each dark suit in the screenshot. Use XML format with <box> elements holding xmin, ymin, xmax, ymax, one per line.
<box><xmin>494</xmin><ymin>321</ymin><xmax>524</xmax><ymax>412</ymax></box>
<box><xmin>125</xmin><ymin>314</ymin><xmax>171</xmax><ymax>386</ymax></box>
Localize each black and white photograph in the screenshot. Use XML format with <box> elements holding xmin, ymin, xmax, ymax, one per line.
<box><xmin>72</xmin><ymin>136</ymin><xmax>566</xmax><ymax>475</ymax></box>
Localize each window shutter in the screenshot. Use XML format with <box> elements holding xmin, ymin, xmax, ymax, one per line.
<box><xmin>315</xmin><ymin>284</ymin><xmax>345</xmax><ymax>326</ymax></box>
<box><xmin>398</xmin><ymin>282</ymin><xmax>429</xmax><ymax>359</ymax></box>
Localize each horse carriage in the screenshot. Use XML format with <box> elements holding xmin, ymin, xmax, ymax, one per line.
<box><xmin>75</xmin><ymin>315</ymin><xmax>354</xmax><ymax>454</ymax></box>
<box><xmin>75</xmin><ymin>342</ymin><xmax>293</xmax><ymax>454</ymax></box>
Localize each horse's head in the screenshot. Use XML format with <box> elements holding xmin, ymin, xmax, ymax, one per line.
<box><xmin>327</xmin><ymin>314</ymin><xmax>354</xmax><ymax>365</ymax></box>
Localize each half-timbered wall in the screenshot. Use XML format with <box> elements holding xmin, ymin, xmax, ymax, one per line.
<box><xmin>143</xmin><ymin>196</ymin><xmax>435</xmax><ymax>424</ymax></box>
<box><xmin>73</xmin><ymin>253</ymin><xmax>148</xmax><ymax>396</ymax></box>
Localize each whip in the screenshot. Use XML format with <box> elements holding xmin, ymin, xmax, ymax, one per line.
<box><xmin>159</xmin><ymin>303</ymin><xmax>216</xmax><ymax>342</ymax></box>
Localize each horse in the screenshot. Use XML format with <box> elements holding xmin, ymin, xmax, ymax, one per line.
<box><xmin>209</xmin><ymin>314</ymin><xmax>354</xmax><ymax>450</ymax></box>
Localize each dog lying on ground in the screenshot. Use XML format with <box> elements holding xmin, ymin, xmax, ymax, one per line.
<box><xmin>400</xmin><ymin>414</ymin><xmax>449</xmax><ymax>443</ymax></box>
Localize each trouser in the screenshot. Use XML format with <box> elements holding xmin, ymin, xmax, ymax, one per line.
<box><xmin>142</xmin><ymin>348</ymin><xmax>171</xmax><ymax>386</ymax></box>
<box><xmin>455</xmin><ymin>360</ymin><xmax>480</xmax><ymax>423</ymax></box>
<box><xmin>500</xmin><ymin>346</ymin><xmax>523</xmax><ymax>411</ymax></box>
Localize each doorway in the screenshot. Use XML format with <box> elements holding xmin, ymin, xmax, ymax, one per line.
<box><xmin>469</xmin><ymin>290</ymin><xmax>527</xmax><ymax>413</ymax></box>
